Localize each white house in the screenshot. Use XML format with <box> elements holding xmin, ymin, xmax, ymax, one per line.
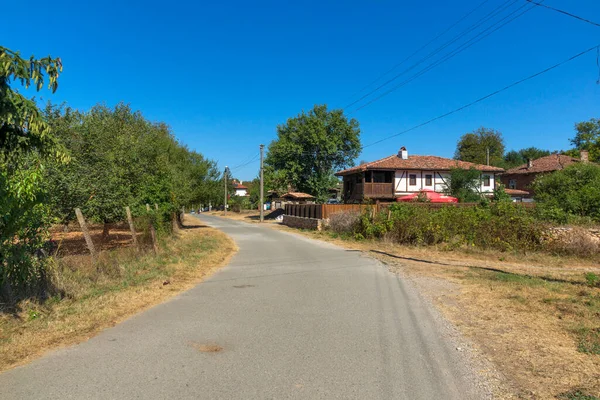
<box><xmin>335</xmin><ymin>147</ymin><xmax>504</xmax><ymax>202</ymax></box>
<box><xmin>233</xmin><ymin>181</ymin><xmax>248</xmax><ymax>197</ymax></box>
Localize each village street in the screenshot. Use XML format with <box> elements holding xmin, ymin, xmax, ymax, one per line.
<box><xmin>0</xmin><ymin>215</ymin><xmax>490</xmax><ymax>399</ymax></box>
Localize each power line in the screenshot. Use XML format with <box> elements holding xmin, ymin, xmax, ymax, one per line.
<box><xmin>343</xmin><ymin>0</ymin><xmax>523</xmax><ymax>111</ymax></box>
<box><xmin>230</xmin><ymin>153</ymin><xmax>260</xmax><ymax>172</ymax></box>
<box><xmin>362</xmin><ymin>44</ymin><xmax>599</xmax><ymax>149</ymax></box>
<box><xmin>344</xmin><ymin>0</ymin><xmax>494</xmax><ymax>103</ymax></box>
<box><xmin>525</xmin><ymin>0</ymin><xmax>600</xmax><ymax>28</ymax></box>
<box><xmin>350</xmin><ymin>0</ymin><xmax>542</xmax><ymax>113</ymax></box>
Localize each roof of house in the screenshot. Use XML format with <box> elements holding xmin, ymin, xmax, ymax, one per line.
<box><xmin>281</xmin><ymin>192</ymin><xmax>315</xmax><ymax>199</ymax></box>
<box><xmin>234</xmin><ymin>184</ymin><xmax>248</xmax><ymax>190</ymax></box>
<box><xmin>504</xmin><ymin>188</ymin><xmax>530</xmax><ymax>196</ymax></box>
<box><xmin>335</xmin><ymin>154</ymin><xmax>504</xmax><ymax>176</ymax></box>
<box><xmin>503</xmin><ymin>154</ymin><xmax>579</xmax><ymax>175</ymax></box>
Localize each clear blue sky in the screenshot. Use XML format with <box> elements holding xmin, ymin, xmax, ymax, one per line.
<box><xmin>3</xmin><ymin>0</ymin><xmax>599</xmax><ymax>180</ymax></box>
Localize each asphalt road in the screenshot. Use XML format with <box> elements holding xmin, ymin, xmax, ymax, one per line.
<box><xmin>0</xmin><ymin>214</ymin><xmax>490</xmax><ymax>399</ymax></box>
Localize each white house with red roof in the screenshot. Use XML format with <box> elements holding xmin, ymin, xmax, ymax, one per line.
<box><xmin>233</xmin><ymin>181</ymin><xmax>249</xmax><ymax>197</ymax></box>
<box><xmin>335</xmin><ymin>147</ymin><xmax>504</xmax><ymax>202</ymax></box>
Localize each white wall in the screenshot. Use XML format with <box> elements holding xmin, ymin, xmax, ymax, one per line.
<box><xmin>394</xmin><ymin>171</ymin><xmax>495</xmax><ymax>195</ymax></box>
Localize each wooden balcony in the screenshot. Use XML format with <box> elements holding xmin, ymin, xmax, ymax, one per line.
<box><xmin>363</xmin><ymin>183</ymin><xmax>394</xmax><ymax>198</ymax></box>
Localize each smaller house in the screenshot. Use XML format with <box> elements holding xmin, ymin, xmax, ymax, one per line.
<box><xmin>281</xmin><ymin>192</ymin><xmax>316</xmax><ymax>204</ymax></box>
<box><xmin>233</xmin><ymin>181</ymin><xmax>249</xmax><ymax>197</ymax></box>
<box><xmin>501</xmin><ymin>152</ymin><xmax>588</xmax><ymax>199</ymax></box>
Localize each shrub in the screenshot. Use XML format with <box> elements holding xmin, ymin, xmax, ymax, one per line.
<box><xmin>356</xmin><ymin>203</ymin><xmax>544</xmax><ymax>252</ymax></box>
<box><xmin>327</xmin><ymin>211</ymin><xmax>360</xmax><ymax>234</ymax></box>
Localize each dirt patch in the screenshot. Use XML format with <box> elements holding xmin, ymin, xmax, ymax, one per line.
<box><xmin>233</xmin><ymin>284</ymin><xmax>255</xmax><ymax>289</ymax></box>
<box><xmin>191</xmin><ymin>342</ymin><xmax>224</xmax><ymax>353</ymax></box>
<box><xmin>0</xmin><ymin>215</ymin><xmax>237</xmax><ymax>372</ymax></box>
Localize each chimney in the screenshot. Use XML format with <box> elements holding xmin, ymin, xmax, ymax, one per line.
<box><xmin>527</xmin><ymin>158</ymin><xmax>533</xmax><ymax>169</ymax></box>
<box><xmin>398</xmin><ymin>146</ymin><xmax>408</xmax><ymax>160</ymax></box>
<box><xmin>580</xmin><ymin>150</ymin><xmax>589</xmax><ymax>163</ymax></box>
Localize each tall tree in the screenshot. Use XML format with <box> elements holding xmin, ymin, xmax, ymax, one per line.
<box><xmin>1</xmin><ymin>46</ymin><xmax>64</xmax><ymax>301</ymax></box>
<box><xmin>265</xmin><ymin>104</ymin><xmax>361</xmax><ymax>201</ymax></box>
<box><xmin>454</xmin><ymin>127</ymin><xmax>505</xmax><ymax>167</ymax></box>
<box><xmin>503</xmin><ymin>147</ymin><xmax>552</xmax><ymax>169</ymax></box>
<box><xmin>570</xmin><ymin>118</ymin><xmax>599</xmax><ymax>162</ymax></box>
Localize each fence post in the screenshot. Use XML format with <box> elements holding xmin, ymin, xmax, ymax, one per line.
<box><xmin>74</xmin><ymin>208</ymin><xmax>96</xmax><ymax>260</ymax></box>
<box><xmin>125</xmin><ymin>206</ymin><xmax>138</xmax><ymax>248</ymax></box>
<box><xmin>146</xmin><ymin>204</ymin><xmax>158</xmax><ymax>254</ymax></box>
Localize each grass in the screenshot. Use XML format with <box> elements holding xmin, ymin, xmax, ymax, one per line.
<box><xmin>0</xmin><ymin>216</ymin><xmax>236</xmax><ymax>372</ymax></box>
<box><xmin>558</xmin><ymin>389</ymin><xmax>600</xmax><ymax>400</ymax></box>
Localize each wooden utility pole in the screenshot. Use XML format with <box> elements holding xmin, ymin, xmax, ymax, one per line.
<box><xmin>74</xmin><ymin>208</ymin><xmax>96</xmax><ymax>259</ymax></box>
<box><xmin>486</xmin><ymin>147</ymin><xmax>490</xmax><ymax>166</ymax></box>
<box><xmin>260</xmin><ymin>144</ymin><xmax>264</xmax><ymax>223</ymax></box>
<box><xmin>146</xmin><ymin>204</ymin><xmax>158</xmax><ymax>254</ymax></box>
<box><xmin>125</xmin><ymin>206</ymin><xmax>138</xmax><ymax>248</ymax></box>
<box><xmin>224</xmin><ymin>166</ymin><xmax>228</xmax><ymax>215</ymax></box>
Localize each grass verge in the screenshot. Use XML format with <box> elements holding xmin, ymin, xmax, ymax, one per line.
<box><xmin>0</xmin><ymin>215</ymin><xmax>236</xmax><ymax>372</ymax></box>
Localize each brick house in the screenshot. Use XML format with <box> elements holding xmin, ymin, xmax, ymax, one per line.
<box><xmin>335</xmin><ymin>147</ymin><xmax>504</xmax><ymax>202</ymax></box>
<box><xmin>500</xmin><ymin>151</ymin><xmax>588</xmax><ymax>199</ymax></box>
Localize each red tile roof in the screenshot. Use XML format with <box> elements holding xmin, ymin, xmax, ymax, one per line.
<box><xmin>504</xmin><ymin>154</ymin><xmax>579</xmax><ymax>175</ymax></box>
<box><xmin>281</xmin><ymin>192</ymin><xmax>315</xmax><ymax>199</ymax></box>
<box><xmin>335</xmin><ymin>154</ymin><xmax>503</xmax><ymax>176</ymax></box>
<box><xmin>234</xmin><ymin>184</ymin><xmax>248</xmax><ymax>190</ymax></box>
<box><xmin>504</xmin><ymin>188</ymin><xmax>530</xmax><ymax>196</ymax></box>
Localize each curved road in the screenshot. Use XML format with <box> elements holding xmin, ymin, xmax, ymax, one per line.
<box><xmin>0</xmin><ymin>214</ymin><xmax>490</xmax><ymax>399</ymax></box>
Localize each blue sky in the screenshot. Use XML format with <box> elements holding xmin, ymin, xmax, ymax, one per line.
<box><xmin>3</xmin><ymin>0</ymin><xmax>599</xmax><ymax>180</ymax></box>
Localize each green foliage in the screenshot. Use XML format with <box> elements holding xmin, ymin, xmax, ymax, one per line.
<box><xmin>454</xmin><ymin>127</ymin><xmax>505</xmax><ymax>167</ymax></box>
<box><xmin>1</xmin><ymin>46</ymin><xmax>64</xmax><ymax>302</ymax></box>
<box><xmin>492</xmin><ymin>183</ymin><xmax>512</xmax><ymax>203</ymax></box>
<box><xmin>585</xmin><ymin>273</ymin><xmax>599</xmax><ymax>288</ymax></box>
<box><xmin>443</xmin><ymin>168</ymin><xmax>482</xmax><ymax>202</ymax></box>
<box><xmin>533</xmin><ymin>163</ymin><xmax>600</xmax><ymax>222</ymax></box>
<box><xmin>43</xmin><ymin>103</ymin><xmax>222</xmax><ymax>224</ymax></box>
<box><xmin>503</xmin><ymin>147</ymin><xmax>552</xmax><ymax>169</ymax></box>
<box><xmin>265</xmin><ymin>104</ymin><xmax>360</xmax><ymax>202</ymax></box>
<box><xmin>344</xmin><ymin>202</ymin><xmax>544</xmax><ymax>253</ymax></box>
<box><xmin>570</xmin><ymin>118</ymin><xmax>600</xmax><ymax>162</ymax></box>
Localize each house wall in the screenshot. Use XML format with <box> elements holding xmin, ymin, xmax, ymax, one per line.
<box><xmin>501</xmin><ymin>174</ymin><xmax>536</xmax><ymax>198</ymax></box>
<box><xmin>234</xmin><ymin>189</ymin><xmax>248</xmax><ymax>196</ymax></box>
<box><xmin>394</xmin><ymin>171</ymin><xmax>495</xmax><ymax>195</ymax></box>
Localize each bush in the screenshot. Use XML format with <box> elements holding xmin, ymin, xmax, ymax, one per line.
<box><xmin>355</xmin><ymin>203</ymin><xmax>544</xmax><ymax>252</ymax></box>
<box><xmin>327</xmin><ymin>211</ymin><xmax>360</xmax><ymax>234</ymax></box>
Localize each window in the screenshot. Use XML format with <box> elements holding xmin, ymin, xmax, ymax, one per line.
<box><xmin>409</xmin><ymin>174</ymin><xmax>417</xmax><ymax>186</ymax></box>
<box><xmin>365</xmin><ymin>171</ymin><xmax>372</xmax><ymax>183</ymax></box>
<box><xmin>372</xmin><ymin>171</ymin><xmax>393</xmax><ymax>183</ymax></box>
<box><xmin>425</xmin><ymin>174</ymin><xmax>433</xmax><ymax>186</ymax></box>
<box><xmin>483</xmin><ymin>175</ymin><xmax>491</xmax><ymax>187</ymax></box>
<box><xmin>509</xmin><ymin>179</ymin><xmax>517</xmax><ymax>189</ymax></box>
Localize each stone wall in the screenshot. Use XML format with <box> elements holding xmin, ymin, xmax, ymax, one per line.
<box><xmin>282</xmin><ymin>215</ymin><xmax>323</xmax><ymax>231</ymax></box>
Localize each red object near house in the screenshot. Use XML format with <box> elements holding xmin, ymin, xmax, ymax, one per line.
<box><xmin>396</xmin><ymin>189</ymin><xmax>458</xmax><ymax>203</ymax></box>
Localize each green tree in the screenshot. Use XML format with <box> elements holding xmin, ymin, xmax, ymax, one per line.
<box><xmin>533</xmin><ymin>162</ymin><xmax>600</xmax><ymax>222</ymax></box>
<box><xmin>570</xmin><ymin>118</ymin><xmax>599</xmax><ymax>162</ymax></box>
<box><xmin>443</xmin><ymin>168</ymin><xmax>482</xmax><ymax>202</ymax></box>
<box><xmin>265</xmin><ymin>104</ymin><xmax>361</xmax><ymax>202</ymax></box>
<box><xmin>454</xmin><ymin>127</ymin><xmax>505</xmax><ymax>167</ymax></box>
<box><xmin>503</xmin><ymin>147</ymin><xmax>552</xmax><ymax>169</ymax></box>
<box><xmin>1</xmin><ymin>46</ymin><xmax>64</xmax><ymax>302</ymax></box>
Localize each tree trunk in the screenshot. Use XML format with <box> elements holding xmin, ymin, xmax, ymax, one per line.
<box><xmin>101</xmin><ymin>223</ymin><xmax>110</xmax><ymax>244</ymax></box>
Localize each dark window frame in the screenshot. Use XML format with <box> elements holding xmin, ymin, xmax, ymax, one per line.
<box><xmin>425</xmin><ymin>174</ymin><xmax>433</xmax><ymax>186</ymax></box>
<box><xmin>409</xmin><ymin>174</ymin><xmax>417</xmax><ymax>186</ymax></box>
<box><xmin>509</xmin><ymin>179</ymin><xmax>517</xmax><ymax>189</ymax></box>
<box><xmin>483</xmin><ymin>175</ymin><xmax>491</xmax><ymax>187</ymax></box>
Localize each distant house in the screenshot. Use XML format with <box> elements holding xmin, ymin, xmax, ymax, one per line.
<box><xmin>281</xmin><ymin>192</ymin><xmax>315</xmax><ymax>204</ymax></box>
<box><xmin>500</xmin><ymin>151</ymin><xmax>588</xmax><ymax>199</ymax></box>
<box><xmin>233</xmin><ymin>181</ymin><xmax>249</xmax><ymax>197</ymax></box>
<box><xmin>335</xmin><ymin>146</ymin><xmax>504</xmax><ymax>202</ymax></box>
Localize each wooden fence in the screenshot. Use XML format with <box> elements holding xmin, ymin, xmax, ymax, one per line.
<box><xmin>285</xmin><ymin>201</ymin><xmax>535</xmax><ymax>220</ymax></box>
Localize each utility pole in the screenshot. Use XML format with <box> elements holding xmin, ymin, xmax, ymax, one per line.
<box><xmin>486</xmin><ymin>147</ymin><xmax>490</xmax><ymax>166</ymax></box>
<box><xmin>224</xmin><ymin>166</ymin><xmax>228</xmax><ymax>214</ymax></box>
<box><xmin>260</xmin><ymin>144</ymin><xmax>264</xmax><ymax>222</ymax></box>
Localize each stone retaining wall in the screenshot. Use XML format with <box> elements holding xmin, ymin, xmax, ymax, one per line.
<box><xmin>282</xmin><ymin>215</ymin><xmax>323</xmax><ymax>231</ymax></box>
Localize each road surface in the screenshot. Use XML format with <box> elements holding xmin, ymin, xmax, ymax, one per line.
<box><xmin>0</xmin><ymin>214</ymin><xmax>490</xmax><ymax>399</ymax></box>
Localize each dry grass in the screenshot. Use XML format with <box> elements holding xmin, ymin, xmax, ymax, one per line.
<box><xmin>0</xmin><ymin>215</ymin><xmax>237</xmax><ymax>372</ymax></box>
<box><xmin>274</xmin><ymin>226</ymin><xmax>600</xmax><ymax>399</ymax></box>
